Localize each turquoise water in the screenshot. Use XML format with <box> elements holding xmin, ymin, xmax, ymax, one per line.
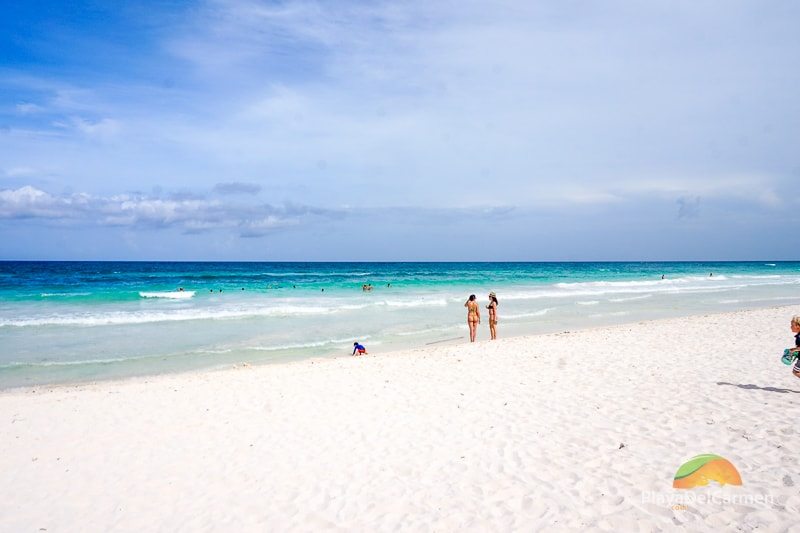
<box><xmin>1</xmin><ymin>261</ymin><xmax>799</xmax><ymax>388</ymax></box>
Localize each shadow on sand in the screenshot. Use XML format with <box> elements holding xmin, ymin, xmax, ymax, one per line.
<box><xmin>717</xmin><ymin>382</ymin><xmax>800</xmax><ymax>394</ymax></box>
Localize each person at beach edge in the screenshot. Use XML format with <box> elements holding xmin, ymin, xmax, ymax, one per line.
<box><xmin>353</xmin><ymin>342</ymin><xmax>367</xmax><ymax>356</ymax></box>
<box><xmin>789</xmin><ymin>316</ymin><xmax>800</xmax><ymax>378</ymax></box>
<box><xmin>465</xmin><ymin>294</ymin><xmax>480</xmax><ymax>342</ymax></box>
<box><xmin>487</xmin><ymin>292</ymin><xmax>498</xmax><ymax>340</ymax></box>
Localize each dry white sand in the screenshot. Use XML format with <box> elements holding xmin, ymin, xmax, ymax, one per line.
<box><xmin>2</xmin><ymin>306</ymin><xmax>800</xmax><ymax>532</ymax></box>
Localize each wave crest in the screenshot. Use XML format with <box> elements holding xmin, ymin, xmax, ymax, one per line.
<box><xmin>139</xmin><ymin>291</ymin><xmax>195</xmax><ymax>299</ymax></box>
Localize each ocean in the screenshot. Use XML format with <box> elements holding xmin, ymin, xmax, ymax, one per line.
<box><xmin>1</xmin><ymin>261</ymin><xmax>798</xmax><ymax>388</ymax></box>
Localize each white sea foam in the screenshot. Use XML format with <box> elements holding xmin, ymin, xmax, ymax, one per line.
<box><xmin>384</xmin><ymin>299</ymin><xmax>447</xmax><ymax>308</ymax></box>
<box><xmin>555</xmin><ymin>275</ymin><xmax>729</xmax><ymax>289</ymax></box>
<box><xmin>503</xmin><ymin>308</ymin><xmax>554</xmax><ymax>320</ymax></box>
<box><xmin>283</xmin><ymin>297</ymin><xmax>447</xmax><ymax>311</ymax></box>
<box><xmin>40</xmin><ymin>292</ymin><xmax>91</xmax><ymax>297</ymax></box>
<box><xmin>0</xmin><ymin>295</ymin><xmax>454</xmax><ymax>327</ymax></box>
<box><xmin>589</xmin><ymin>311</ymin><xmax>630</xmax><ymax>318</ymax></box>
<box><xmin>394</xmin><ymin>325</ymin><xmax>466</xmax><ymax>336</ymax></box>
<box><xmin>249</xmin><ymin>340</ymin><xmax>333</xmax><ymax>351</ymax></box>
<box><xmin>2</xmin><ymin>359</ymin><xmax>114</xmax><ymax>368</ymax></box>
<box><xmin>247</xmin><ymin>335</ymin><xmax>373</xmax><ymax>352</ymax></box>
<box><xmin>139</xmin><ymin>291</ymin><xmax>195</xmax><ymax>299</ymax></box>
<box><xmin>1</xmin><ymin>355</ymin><xmax>148</xmax><ymax>368</ymax></box>
<box><xmin>9</xmin><ymin>273</ymin><xmax>800</xmax><ymax>333</ymax></box>
<box><xmin>720</xmin><ymin>296</ymin><xmax>800</xmax><ymax>304</ymax></box>
<box><xmin>0</xmin><ymin>345</ymin><xmax>236</xmax><ymax>368</ymax></box>
<box><xmin>501</xmin><ymin>274</ymin><xmax>800</xmax><ymax>302</ymax></box>
<box><xmin>0</xmin><ymin>305</ymin><xmax>340</xmax><ymax>327</ymax></box>
<box><xmin>608</xmin><ymin>294</ymin><xmax>653</xmax><ymax>302</ymax></box>
<box><xmin>336</xmin><ymin>303</ymin><xmax>374</xmax><ymax>311</ymax></box>
<box><xmin>258</xmin><ymin>271</ymin><xmax>373</xmax><ymax>277</ymax></box>
<box><xmin>330</xmin><ymin>335</ymin><xmax>372</xmax><ymax>343</ymax></box>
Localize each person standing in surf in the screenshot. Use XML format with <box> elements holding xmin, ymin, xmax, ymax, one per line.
<box><xmin>464</xmin><ymin>294</ymin><xmax>480</xmax><ymax>342</ymax></box>
<box><xmin>486</xmin><ymin>291</ymin><xmax>499</xmax><ymax>340</ymax></box>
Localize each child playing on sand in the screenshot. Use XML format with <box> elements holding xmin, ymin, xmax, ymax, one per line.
<box><xmin>790</xmin><ymin>316</ymin><xmax>800</xmax><ymax>378</ymax></box>
<box><xmin>352</xmin><ymin>342</ymin><xmax>368</xmax><ymax>356</ymax></box>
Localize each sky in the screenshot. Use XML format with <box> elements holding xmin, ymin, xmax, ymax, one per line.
<box><xmin>1</xmin><ymin>0</ymin><xmax>799</xmax><ymax>261</ymax></box>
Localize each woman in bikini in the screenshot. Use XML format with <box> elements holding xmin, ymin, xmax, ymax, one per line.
<box><xmin>486</xmin><ymin>291</ymin><xmax>498</xmax><ymax>340</ymax></box>
<box><xmin>464</xmin><ymin>294</ymin><xmax>480</xmax><ymax>342</ymax></box>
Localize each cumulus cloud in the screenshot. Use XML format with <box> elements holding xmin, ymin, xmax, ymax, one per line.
<box><xmin>213</xmin><ymin>182</ymin><xmax>262</xmax><ymax>195</ymax></box>
<box><xmin>0</xmin><ymin>186</ymin><xmax>336</xmax><ymax>237</ymax></box>
<box><xmin>0</xmin><ymin>186</ymin><xmax>73</xmax><ymax>219</ymax></box>
<box><xmin>0</xmin><ymin>185</ymin><xmax>520</xmax><ymax>239</ymax></box>
<box><xmin>1</xmin><ymin>0</ymin><xmax>798</xmax><ymax>257</ymax></box>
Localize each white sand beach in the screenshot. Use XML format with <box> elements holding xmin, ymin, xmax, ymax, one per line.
<box><xmin>2</xmin><ymin>306</ymin><xmax>799</xmax><ymax>532</ymax></box>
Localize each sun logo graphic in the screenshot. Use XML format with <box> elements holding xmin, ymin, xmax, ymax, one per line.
<box><xmin>673</xmin><ymin>454</ymin><xmax>742</xmax><ymax>489</ymax></box>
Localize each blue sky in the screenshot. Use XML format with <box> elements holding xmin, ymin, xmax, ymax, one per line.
<box><xmin>1</xmin><ymin>0</ymin><xmax>799</xmax><ymax>260</ymax></box>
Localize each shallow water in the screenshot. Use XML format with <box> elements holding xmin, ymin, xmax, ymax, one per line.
<box><xmin>1</xmin><ymin>261</ymin><xmax>799</xmax><ymax>388</ymax></box>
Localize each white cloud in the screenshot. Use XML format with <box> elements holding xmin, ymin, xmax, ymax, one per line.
<box><xmin>3</xmin><ymin>166</ymin><xmax>38</xmax><ymax>178</ymax></box>
<box><xmin>213</xmin><ymin>182</ymin><xmax>262</xmax><ymax>195</ymax></box>
<box><xmin>552</xmin><ymin>188</ymin><xmax>624</xmax><ymax>206</ymax></box>
<box><xmin>16</xmin><ymin>103</ymin><xmax>44</xmax><ymax>114</ymax></box>
<box><xmin>757</xmin><ymin>188</ymin><xmax>781</xmax><ymax>208</ymax></box>
<box><xmin>0</xmin><ymin>186</ymin><xmax>72</xmax><ymax>219</ymax></box>
<box><xmin>0</xmin><ymin>186</ymin><xmax>331</xmax><ymax>236</ymax></box>
<box><xmin>0</xmin><ymin>185</ymin><xmax>523</xmax><ymax>239</ymax></box>
<box><xmin>71</xmin><ymin>117</ymin><xmax>122</xmax><ymax>139</ymax></box>
<box><xmin>610</xmin><ymin>173</ymin><xmax>785</xmax><ymax>209</ymax></box>
<box><xmin>0</xmin><ymin>0</ymin><xmax>797</xmax><ymax>231</ymax></box>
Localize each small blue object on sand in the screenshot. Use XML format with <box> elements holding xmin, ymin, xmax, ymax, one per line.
<box><xmin>781</xmin><ymin>349</ymin><xmax>797</xmax><ymax>365</ymax></box>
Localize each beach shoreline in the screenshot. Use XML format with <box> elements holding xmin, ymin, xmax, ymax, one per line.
<box><xmin>0</xmin><ymin>303</ymin><xmax>796</xmax><ymax>394</ymax></box>
<box><xmin>2</xmin><ymin>305</ymin><xmax>799</xmax><ymax>531</ymax></box>
<box><xmin>3</xmin><ymin>261</ymin><xmax>800</xmax><ymax>389</ymax></box>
